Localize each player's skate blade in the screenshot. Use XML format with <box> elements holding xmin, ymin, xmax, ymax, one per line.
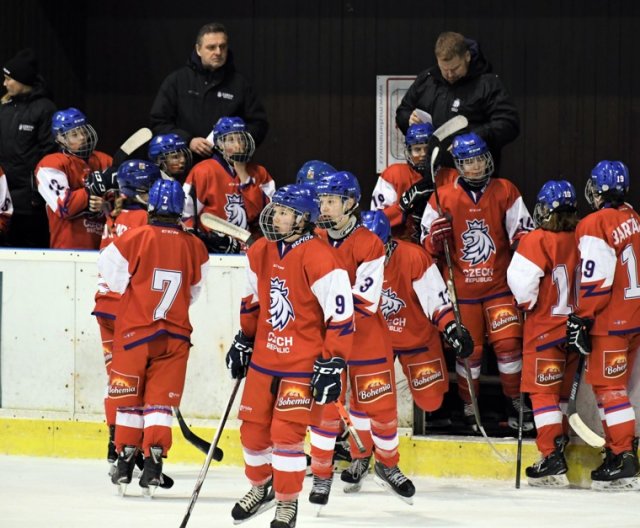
<box><xmin>527</xmin><ymin>474</ymin><xmax>569</xmax><ymax>488</ymax></box>
<box><xmin>591</xmin><ymin>477</ymin><xmax>640</xmax><ymax>491</ymax></box>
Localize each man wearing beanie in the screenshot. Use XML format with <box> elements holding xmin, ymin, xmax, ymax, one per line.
<box><xmin>0</xmin><ymin>48</ymin><xmax>57</xmax><ymax>248</ymax></box>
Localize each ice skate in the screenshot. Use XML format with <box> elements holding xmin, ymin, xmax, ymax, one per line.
<box><xmin>231</xmin><ymin>478</ymin><xmax>275</xmax><ymax>524</ymax></box>
<box><xmin>591</xmin><ymin>442</ymin><xmax>640</xmax><ymax>491</ymax></box>
<box><xmin>139</xmin><ymin>446</ymin><xmax>163</xmax><ymax>498</ymax></box>
<box><xmin>271</xmin><ymin>499</ymin><xmax>297</xmax><ymax>528</ymax></box>
<box><xmin>332</xmin><ymin>430</ymin><xmax>352</xmax><ymax>472</ymax></box>
<box><xmin>507</xmin><ymin>397</ymin><xmax>534</xmax><ymax>432</ymax></box>
<box><xmin>340</xmin><ymin>455</ymin><xmax>370</xmax><ymax>493</ymax></box>
<box><xmin>463</xmin><ymin>402</ymin><xmax>479</xmax><ymax>433</ymax></box>
<box><xmin>107</xmin><ymin>425</ymin><xmax>117</xmax><ymax>477</ymax></box>
<box><xmin>373</xmin><ymin>461</ymin><xmax>415</xmax><ymax>505</ymax></box>
<box><xmin>111</xmin><ymin>445</ymin><xmax>138</xmax><ymax>496</ymax></box>
<box><xmin>308</xmin><ymin>474</ymin><xmax>333</xmax><ymax>515</ymax></box>
<box><xmin>133</xmin><ymin>450</ymin><xmax>174</xmax><ymax>489</ymax></box>
<box><xmin>526</xmin><ymin>435</ymin><xmax>569</xmax><ymax>488</ymax></box>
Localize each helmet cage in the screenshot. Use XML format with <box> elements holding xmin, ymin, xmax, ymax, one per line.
<box><xmin>57</xmin><ymin>124</ymin><xmax>98</xmax><ymax>159</ymax></box>
<box><xmin>454</xmin><ymin>152</ymin><xmax>494</xmax><ymax>186</ymax></box>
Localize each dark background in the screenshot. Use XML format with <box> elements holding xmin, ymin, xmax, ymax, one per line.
<box><xmin>3</xmin><ymin>0</ymin><xmax>639</xmax><ymax>211</ymax></box>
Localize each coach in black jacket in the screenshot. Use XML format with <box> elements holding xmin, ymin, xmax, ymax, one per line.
<box><xmin>0</xmin><ymin>48</ymin><xmax>56</xmax><ymax>247</ymax></box>
<box><xmin>396</xmin><ymin>31</ymin><xmax>519</xmax><ymax>173</ymax></box>
<box><xmin>150</xmin><ymin>22</ymin><xmax>269</xmax><ymax>163</ymax></box>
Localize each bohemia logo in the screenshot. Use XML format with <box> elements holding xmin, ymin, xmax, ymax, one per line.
<box><xmin>355</xmin><ymin>370</ymin><xmax>393</xmax><ymax>404</ymax></box>
<box><xmin>225</xmin><ymin>193</ymin><xmax>248</xmax><ymax>229</ymax></box>
<box><xmin>269</xmin><ymin>277</ymin><xmax>295</xmax><ymax>331</ymax></box>
<box><xmin>486</xmin><ymin>304</ymin><xmax>520</xmax><ymax>332</ymax></box>
<box><xmin>275</xmin><ymin>380</ymin><xmax>313</xmax><ymax>412</ymax></box>
<box><xmin>603</xmin><ymin>350</ymin><xmax>627</xmax><ymax>379</ymax></box>
<box><xmin>408</xmin><ymin>359</ymin><xmax>444</xmax><ymax>390</ymax></box>
<box><xmin>461</xmin><ymin>219</ymin><xmax>496</xmax><ymax>265</ymax></box>
<box><xmin>108</xmin><ymin>370</ymin><xmax>139</xmax><ymax>398</ymax></box>
<box><xmin>535</xmin><ymin>358</ymin><xmax>565</xmax><ymax>386</ymax></box>
<box><xmin>380</xmin><ymin>287</ymin><xmax>406</xmax><ymax>319</ymax></box>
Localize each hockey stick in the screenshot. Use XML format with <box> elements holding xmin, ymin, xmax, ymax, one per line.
<box><xmin>173</xmin><ymin>406</ymin><xmax>224</xmax><ymax>461</ymax></box>
<box><xmin>430</xmin><ymin>115</ymin><xmax>469</xmax><ymax>148</ymax></box>
<box><xmin>515</xmin><ymin>391</ymin><xmax>524</xmax><ymax>488</ymax></box>
<box><xmin>197</xmin><ymin>214</ymin><xmax>367</xmax><ymax>453</ymax></box>
<box><xmin>430</xmin><ymin>143</ymin><xmax>510</xmax><ymax>463</ymax></box>
<box><xmin>180</xmin><ymin>378</ymin><xmax>243</xmax><ymax>528</ymax></box>
<box><xmin>111</xmin><ymin>127</ymin><xmax>153</xmax><ymax>168</ymax></box>
<box><xmin>567</xmin><ymin>355</ymin><xmax>605</xmax><ymax>448</ymax></box>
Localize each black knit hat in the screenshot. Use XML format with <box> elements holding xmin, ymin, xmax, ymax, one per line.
<box><xmin>3</xmin><ymin>48</ymin><xmax>38</xmax><ymax>86</ymax></box>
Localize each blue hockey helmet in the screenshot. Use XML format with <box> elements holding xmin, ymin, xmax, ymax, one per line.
<box><xmin>295</xmin><ymin>160</ymin><xmax>337</xmax><ymax>186</ymax></box>
<box><xmin>451</xmin><ymin>132</ymin><xmax>494</xmax><ymax>185</ymax></box>
<box><xmin>361</xmin><ymin>210</ymin><xmax>392</xmax><ymax>244</ymax></box>
<box><xmin>148</xmin><ymin>178</ymin><xmax>185</xmax><ymax>217</ymax></box>
<box><xmin>315</xmin><ymin>171</ymin><xmax>361</xmax><ymax>229</ymax></box>
<box><xmin>116</xmin><ymin>160</ymin><xmax>162</xmax><ymax>203</ymax></box>
<box><xmin>533</xmin><ymin>180</ymin><xmax>577</xmax><ymax>226</ymax></box>
<box><xmin>51</xmin><ymin>107</ymin><xmax>98</xmax><ymax>158</ymax></box>
<box><xmin>212</xmin><ymin>116</ymin><xmax>255</xmax><ymax>163</ymax></box>
<box><xmin>585</xmin><ymin>160</ymin><xmax>629</xmax><ymax>210</ymax></box>
<box><xmin>404</xmin><ymin>123</ymin><xmax>434</xmax><ymax>172</ymax></box>
<box><xmin>259</xmin><ymin>184</ymin><xmax>320</xmax><ymax>241</ymax></box>
<box><xmin>148</xmin><ymin>133</ymin><xmax>192</xmax><ymax>179</ymax></box>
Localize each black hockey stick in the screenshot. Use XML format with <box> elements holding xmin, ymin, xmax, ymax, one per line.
<box><xmin>173</xmin><ymin>407</ymin><xmax>224</xmax><ymax>460</ymax></box>
<box><xmin>429</xmin><ymin>137</ymin><xmax>510</xmax><ymax>463</ymax></box>
<box><xmin>567</xmin><ymin>355</ymin><xmax>605</xmax><ymax>447</ymax></box>
<box><xmin>515</xmin><ymin>391</ymin><xmax>524</xmax><ymax>488</ymax></box>
<box><xmin>180</xmin><ymin>378</ymin><xmax>243</xmax><ymax>528</ymax></box>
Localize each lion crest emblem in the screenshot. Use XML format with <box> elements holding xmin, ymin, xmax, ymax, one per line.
<box><xmin>225</xmin><ymin>194</ymin><xmax>248</xmax><ymax>229</ymax></box>
<box><xmin>268</xmin><ymin>277</ymin><xmax>295</xmax><ymax>331</ymax></box>
<box><xmin>380</xmin><ymin>287</ymin><xmax>406</xmax><ymax>320</ymax></box>
<box><xmin>461</xmin><ymin>219</ymin><xmax>496</xmax><ymax>265</ymax></box>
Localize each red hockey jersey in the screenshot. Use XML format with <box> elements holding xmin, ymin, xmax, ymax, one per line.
<box><xmin>240</xmin><ymin>234</ymin><xmax>354</xmax><ymax>376</ymax></box>
<box><xmin>574</xmin><ymin>204</ymin><xmax>640</xmax><ymax>336</ymax></box>
<box><xmin>36</xmin><ymin>151</ymin><xmax>112</xmax><ymax>249</ymax></box>
<box><xmin>182</xmin><ymin>154</ymin><xmax>275</xmax><ymax>234</ymax></box>
<box><xmin>507</xmin><ymin>229</ymin><xmax>579</xmax><ymax>351</ymax></box>
<box><xmin>381</xmin><ymin>239</ymin><xmax>454</xmax><ymax>352</ymax></box>
<box><xmin>421</xmin><ymin>178</ymin><xmax>533</xmax><ymax>300</ymax></box>
<box><xmin>97</xmin><ymin>223</ymin><xmax>209</xmax><ymax>349</ymax></box>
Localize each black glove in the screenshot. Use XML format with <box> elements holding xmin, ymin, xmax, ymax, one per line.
<box><xmin>399</xmin><ymin>179</ymin><xmax>434</xmax><ymax>214</ymax></box>
<box><xmin>443</xmin><ymin>320</ymin><xmax>474</xmax><ymax>359</ymax></box>
<box><xmin>198</xmin><ymin>230</ymin><xmax>241</xmax><ymax>254</ymax></box>
<box><xmin>226</xmin><ymin>330</ymin><xmax>254</xmax><ymax>379</ymax></box>
<box><xmin>310</xmin><ymin>356</ymin><xmax>346</xmax><ymax>404</ymax></box>
<box><xmin>85</xmin><ymin>167</ymin><xmax>118</xmax><ymax>197</ymax></box>
<box><xmin>566</xmin><ymin>314</ymin><xmax>593</xmax><ymax>356</ymax></box>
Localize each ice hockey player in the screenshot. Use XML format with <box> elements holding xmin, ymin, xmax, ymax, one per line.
<box><xmin>98</xmin><ymin>178</ymin><xmax>209</xmax><ymax>496</ymax></box>
<box><xmin>370</xmin><ymin>123</ymin><xmax>457</xmax><ymax>242</ymax></box>
<box><xmin>308</xmin><ymin>171</ymin><xmax>415</xmax><ymax>509</ymax></box>
<box><xmin>507</xmin><ymin>180</ymin><xmax>580</xmax><ymax>487</ymax></box>
<box><xmin>182</xmin><ymin>116</ymin><xmax>275</xmax><ymax>253</ymax></box>
<box><xmin>35</xmin><ymin>107</ymin><xmax>112</xmax><ymax>249</ymax></box>
<box><xmin>565</xmin><ymin>160</ymin><xmax>640</xmax><ymax>491</ymax></box>
<box><xmin>420</xmin><ymin>132</ymin><xmax>534</xmax><ymax>430</ymax></box>
<box><xmin>361</xmin><ymin>209</ymin><xmax>473</xmax><ymax>415</ymax></box>
<box><xmin>148</xmin><ymin>133</ymin><xmax>192</xmax><ymax>183</ymax></box>
<box><xmin>226</xmin><ymin>183</ymin><xmax>354</xmax><ymax>528</ymax></box>
<box><xmin>296</xmin><ymin>159</ymin><xmax>336</xmax><ymax>187</ymax></box>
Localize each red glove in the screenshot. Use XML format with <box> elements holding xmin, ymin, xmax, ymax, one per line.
<box><xmin>429</xmin><ymin>214</ymin><xmax>453</xmax><ymax>253</ymax></box>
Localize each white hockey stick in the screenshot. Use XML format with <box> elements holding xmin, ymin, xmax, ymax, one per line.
<box><xmin>111</xmin><ymin>127</ymin><xmax>153</xmax><ymax>167</ymax></box>
<box><xmin>199</xmin><ymin>212</ymin><xmax>254</xmax><ymax>245</ymax></box>
<box><xmin>431</xmin><ymin>115</ymin><xmax>469</xmax><ymax>145</ymax></box>
<box><xmin>567</xmin><ymin>355</ymin><xmax>605</xmax><ymax>447</ymax></box>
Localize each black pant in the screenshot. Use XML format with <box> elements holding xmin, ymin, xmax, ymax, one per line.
<box><xmin>6</xmin><ymin>209</ymin><xmax>50</xmax><ymax>248</ymax></box>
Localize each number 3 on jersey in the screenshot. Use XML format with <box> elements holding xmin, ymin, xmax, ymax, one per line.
<box><xmin>152</xmin><ymin>269</ymin><xmax>182</xmax><ymax>320</ymax></box>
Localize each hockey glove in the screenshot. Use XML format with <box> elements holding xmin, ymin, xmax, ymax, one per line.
<box><xmin>226</xmin><ymin>330</ymin><xmax>254</xmax><ymax>379</ymax></box>
<box><xmin>566</xmin><ymin>314</ymin><xmax>593</xmax><ymax>356</ymax></box>
<box><xmin>198</xmin><ymin>230</ymin><xmax>241</xmax><ymax>254</ymax></box>
<box><xmin>85</xmin><ymin>167</ymin><xmax>118</xmax><ymax>197</ymax></box>
<box><xmin>399</xmin><ymin>179</ymin><xmax>434</xmax><ymax>214</ymax></box>
<box><xmin>310</xmin><ymin>356</ymin><xmax>346</xmax><ymax>405</ymax></box>
<box><xmin>429</xmin><ymin>214</ymin><xmax>453</xmax><ymax>253</ymax></box>
<box><xmin>443</xmin><ymin>320</ymin><xmax>474</xmax><ymax>359</ymax></box>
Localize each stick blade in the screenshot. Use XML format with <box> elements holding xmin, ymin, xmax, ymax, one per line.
<box><xmin>121</xmin><ymin>127</ymin><xmax>153</xmax><ymax>155</ymax></box>
<box><xmin>200</xmin><ymin>213</ymin><xmax>253</xmax><ymax>244</ymax></box>
<box><xmin>569</xmin><ymin>413</ymin><xmax>606</xmax><ymax>447</ymax></box>
<box><xmin>433</xmin><ymin>115</ymin><xmax>468</xmax><ymax>142</ymax></box>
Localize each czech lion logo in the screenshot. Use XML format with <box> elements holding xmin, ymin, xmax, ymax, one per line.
<box><xmin>461</xmin><ymin>219</ymin><xmax>495</xmax><ymax>265</ymax></box>
<box><xmin>380</xmin><ymin>287</ymin><xmax>406</xmax><ymax>319</ymax></box>
<box><xmin>225</xmin><ymin>194</ymin><xmax>248</xmax><ymax>229</ymax></box>
<box><xmin>268</xmin><ymin>277</ymin><xmax>295</xmax><ymax>331</ymax></box>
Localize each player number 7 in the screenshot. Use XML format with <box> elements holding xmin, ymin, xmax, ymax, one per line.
<box><xmin>152</xmin><ymin>269</ymin><xmax>183</xmax><ymax>320</ymax></box>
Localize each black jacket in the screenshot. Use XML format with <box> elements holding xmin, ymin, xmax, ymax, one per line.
<box><xmin>396</xmin><ymin>39</ymin><xmax>519</xmax><ymax>169</ymax></box>
<box><xmin>0</xmin><ymin>79</ymin><xmax>57</xmax><ymax>214</ymax></box>
<box><xmin>150</xmin><ymin>50</ymin><xmax>269</xmax><ymax>148</ymax></box>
